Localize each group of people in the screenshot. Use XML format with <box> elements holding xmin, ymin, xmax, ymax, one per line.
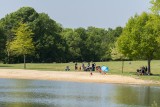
<box><xmin>75</xmin><ymin>62</ymin><xmax>96</xmax><ymax>72</ymax></box>
<box><xmin>137</xmin><ymin>66</ymin><xmax>148</xmax><ymax>75</ymax></box>
<box><xmin>65</xmin><ymin>62</ymin><xmax>108</xmax><ymax>76</ymax></box>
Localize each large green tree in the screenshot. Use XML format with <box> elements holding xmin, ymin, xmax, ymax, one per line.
<box><xmin>31</xmin><ymin>13</ymin><xmax>64</xmax><ymax>62</ymax></box>
<box><xmin>61</xmin><ymin>28</ymin><xmax>82</xmax><ymax>61</ymax></box>
<box><xmin>86</xmin><ymin>27</ymin><xmax>107</xmax><ymax>61</ymax></box>
<box><xmin>117</xmin><ymin>12</ymin><xmax>160</xmax><ymax>74</ymax></box>
<box><xmin>9</xmin><ymin>22</ymin><xmax>35</xmax><ymax>69</ymax></box>
<box><xmin>74</xmin><ymin>28</ymin><xmax>87</xmax><ymax>61</ymax></box>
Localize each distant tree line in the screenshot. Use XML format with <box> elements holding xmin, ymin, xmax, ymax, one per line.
<box><xmin>0</xmin><ymin>7</ymin><xmax>123</xmax><ymax>63</ymax></box>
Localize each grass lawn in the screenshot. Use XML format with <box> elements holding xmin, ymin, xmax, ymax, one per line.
<box><xmin>0</xmin><ymin>60</ymin><xmax>160</xmax><ymax>81</ymax></box>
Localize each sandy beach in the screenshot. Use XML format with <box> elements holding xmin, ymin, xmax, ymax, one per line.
<box><xmin>0</xmin><ymin>69</ymin><xmax>159</xmax><ymax>85</ymax></box>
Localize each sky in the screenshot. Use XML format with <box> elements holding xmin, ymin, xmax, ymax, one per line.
<box><xmin>0</xmin><ymin>0</ymin><xmax>151</xmax><ymax>29</ymax></box>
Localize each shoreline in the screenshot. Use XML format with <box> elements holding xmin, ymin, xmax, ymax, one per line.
<box><xmin>0</xmin><ymin>69</ymin><xmax>159</xmax><ymax>86</ymax></box>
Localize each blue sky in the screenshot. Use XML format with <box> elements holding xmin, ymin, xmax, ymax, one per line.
<box><xmin>0</xmin><ymin>0</ymin><xmax>151</xmax><ymax>28</ymax></box>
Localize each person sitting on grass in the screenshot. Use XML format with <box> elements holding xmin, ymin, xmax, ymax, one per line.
<box><xmin>65</xmin><ymin>66</ymin><xmax>70</xmax><ymax>71</ymax></box>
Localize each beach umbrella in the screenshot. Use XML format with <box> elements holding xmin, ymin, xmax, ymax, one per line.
<box><xmin>101</xmin><ymin>66</ymin><xmax>109</xmax><ymax>72</ymax></box>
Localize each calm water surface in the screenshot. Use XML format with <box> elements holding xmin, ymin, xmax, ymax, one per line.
<box><xmin>0</xmin><ymin>78</ymin><xmax>160</xmax><ymax>107</ymax></box>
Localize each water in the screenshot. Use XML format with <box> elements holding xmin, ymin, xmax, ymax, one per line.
<box><xmin>0</xmin><ymin>78</ymin><xmax>159</xmax><ymax>107</ymax></box>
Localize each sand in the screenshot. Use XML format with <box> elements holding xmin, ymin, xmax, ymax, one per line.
<box><xmin>0</xmin><ymin>69</ymin><xmax>159</xmax><ymax>85</ymax></box>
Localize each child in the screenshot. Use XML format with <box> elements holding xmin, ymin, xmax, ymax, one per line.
<box><xmin>90</xmin><ymin>72</ymin><xmax>93</xmax><ymax>76</ymax></box>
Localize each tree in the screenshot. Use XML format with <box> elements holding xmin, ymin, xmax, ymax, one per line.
<box><xmin>32</xmin><ymin>13</ymin><xmax>64</xmax><ymax>62</ymax></box>
<box><xmin>86</xmin><ymin>27</ymin><xmax>105</xmax><ymax>61</ymax></box>
<box><xmin>117</xmin><ymin>12</ymin><xmax>160</xmax><ymax>74</ymax></box>
<box><xmin>101</xmin><ymin>27</ymin><xmax>123</xmax><ymax>61</ymax></box>
<box><xmin>61</xmin><ymin>28</ymin><xmax>82</xmax><ymax>61</ymax></box>
<box><xmin>9</xmin><ymin>22</ymin><xmax>35</xmax><ymax>69</ymax></box>
<box><xmin>75</xmin><ymin>27</ymin><xmax>88</xmax><ymax>61</ymax></box>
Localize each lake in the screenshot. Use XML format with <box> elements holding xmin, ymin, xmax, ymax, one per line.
<box><xmin>0</xmin><ymin>78</ymin><xmax>159</xmax><ymax>107</ymax></box>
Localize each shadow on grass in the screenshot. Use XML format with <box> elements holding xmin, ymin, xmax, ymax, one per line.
<box><xmin>28</xmin><ymin>68</ymin><xmax>56</xmax><ymax>71</ymax></box>
<box><xmin>151</xmin><ymin>74</ymin><xmax>160</xmax><ymax>77</ymax></box>
<box><xmin>0</xmin><ymin>65</ymin><xmax>13</xmax><ymax>67</ymax></box>
<box><xmin>130</xmin><ymin>72</ymin><xmax>160</xmax><ymax>77</ymax></box>
<box><xmin>29</xmin><ymin>68</ymin><xmax>51</xmax><ymax>70</ymax></box>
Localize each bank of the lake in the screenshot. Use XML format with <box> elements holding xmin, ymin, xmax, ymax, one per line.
<box><xmin>0</xmin><ymin>69</ymin><xmax>159</xmax><ymax>85</ymax></box>
<box><xmin>0</xmin><ymin>60</ymin><xmax>160</xmax><ymax>82</ymax></box>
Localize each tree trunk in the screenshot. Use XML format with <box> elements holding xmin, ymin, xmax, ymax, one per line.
<box><xmin>24</xmin><ymin>54</ymin><xmax>26</xmax><ymax>69</ymax></box>
<box><xmin>7</xmin><ymin>51</ymin><xmax>10</xmax><ymax>64</ymax></box>
<box><xmin>147</xmin><ymin>59</ymin><xmax>151</xmax><ymax>75</ymax></box>
<box><xmin>122</xmin><ymin>60</ymin><xmax>124</xmax><ymax>73</ymax></box>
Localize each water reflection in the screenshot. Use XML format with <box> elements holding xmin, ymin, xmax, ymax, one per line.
<box><xmin>0</xmin><ymin>79</ymin><xmax>160</xmax><ymax>107</ymax></box>
<box><xmin>0</xmin><ymin>102</ymin><xmax>49</xmax><ymax>107</ymax></box>
<box><xmin>114</xmin><ymin>85</ymin><xmax>160</xmax><ymax>107</ymax></box>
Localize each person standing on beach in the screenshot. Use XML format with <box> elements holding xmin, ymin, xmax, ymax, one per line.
<box><xmin>92</xmin><ymin>63</ymin><xmax>95</xmax><ymax>71</ymax></box>
<box><xmin>82</xmin><ymin>63</ymin><xmax>85</xmax><ymax>71</ymax></box>
<box><xmin>90</xmin><ymin>71</ymin><xmax>93</xmax><ymax>76</ymax></box>
<box><xmin>88</xmin><ymin>62</ymin><xmax>90</xmax><ymax>67</ymax></box>
<box><xmin>75</xmin><ymin>62</ymin><xmax>78</xmax><ymax>70</ymax></box>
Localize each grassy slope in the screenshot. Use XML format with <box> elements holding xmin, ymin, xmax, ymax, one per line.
<box><xmin>0</xmin><ymin>60</ymin><xmax>160</xmax><ymax>81</ymax></box>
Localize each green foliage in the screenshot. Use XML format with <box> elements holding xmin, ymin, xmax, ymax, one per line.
<box><xmin>0</xmin><ymin>6</ymin><xmax>123</xmax><ymax>63</ymax></box>
<box><xmin>0</xmin><ymin>7</ymin><xmax>38</xmax><ymax>63</ymax></box>
<box><xmin>86</xmin><ymin>27</ymin><xmax>105</xmax><ymax>61</ymax></box>
<box><xmin>31</xmin><ymin>13</ymin><xmax>65</xmax><ymax>62</ymax></box>
<box><xmin>0</xmin><ymin>7</ymin><xmax>38</xmax><ymax>40</ymax></box>
<box><xmin>117</xmin><ymin>12</ymin><xmax>160</xmax><ymax>59</ymax></box>
<box><xmin>61</xmin><ymin>26</ymin><xmax>122</xmax><ymax>62</ymax></box>
<box><xmin>0</xmin><ymin>26</ymin><xmax>6</xmax><ymax>60</ymax></box>
<box><xmin>9</xmin><ymin>22</ymin><xmax>35</xmax><ymax>56</ymax></box>
<box><xmin>150</xmin><ymin>0</ymin><xmax>160</xmax><ymax>14</ymax></box>
<box><xmin>0</xmin><ymin>7</ymin><xmax>65</xmax><ymax>63</ymax></box>
<box><xmin>101</xmin><ymin>27</ymin><xmax>123</xmax><ymax>60</ymax></box>
<box><xmin>8</xmin><ymin>22</ymin><xmax>35</xmax><ymax>68</ymax></box>
<box><xmin>74</xmin><ymin>27</ymin><xmax>88</xmax><ymax>61</ymax></box>
<box><xmin>111</xmin><ymin>42</ymin><xmax>125</xmax><ymax>60</ymax></box>
<box><xmin>61</xmin><ymin>28</ymin><xmax>82</xmax><ymax>61</ymax></box>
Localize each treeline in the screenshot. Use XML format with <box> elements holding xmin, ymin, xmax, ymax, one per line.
<box><xmin>0</xmin><ymin>7</ymin><xmax>123</xmax><ymax>63</ymax></box>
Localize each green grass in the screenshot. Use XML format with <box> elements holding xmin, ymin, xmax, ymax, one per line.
<box><xmin>0</xmin><ymin>63</ymin><xmax>76</xmax><ymax>71</ymax></box>
<box><xmin>97</xmin><ymin>60</ymin><xmax>160</xmax><ymax>81</ymax></box>
<box><xmin>0</xmin><ymin>60</ymin><xmax>160</xmax><ymax>81</ymax></box>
